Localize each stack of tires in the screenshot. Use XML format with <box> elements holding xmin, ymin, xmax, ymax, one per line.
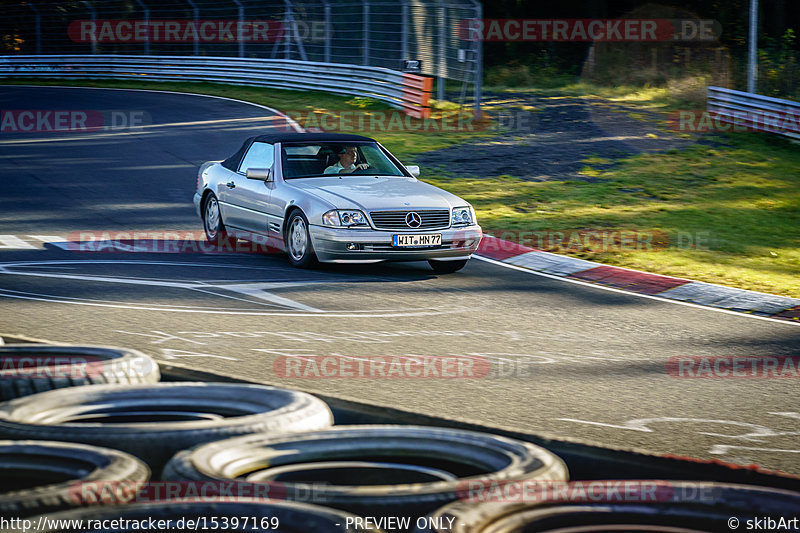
<box><xmin>1</xmin><ymin>344</ymin><xmax>799</xmax><ymax>532</ymax></box>
<box><xmin>0</xmin><ymin>344</ymin><xmax>353</xmax><ymax>530</ymax></box>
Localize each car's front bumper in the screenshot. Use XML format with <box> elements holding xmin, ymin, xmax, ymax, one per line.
<box><xmin>309</xmin><ymin>224</ymin><xmax>482</xmax><ymax>263</ymax></box>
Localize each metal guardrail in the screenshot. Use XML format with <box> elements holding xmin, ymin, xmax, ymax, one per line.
<box><xmin>707</xmin><ymin>86</ymin><xmax>800</xmax><ymax>141</ymax></box>
<box><xmin>0</xmin><ymin>54</ymin><xmax>434</xmax><ymax>118</ymax></box>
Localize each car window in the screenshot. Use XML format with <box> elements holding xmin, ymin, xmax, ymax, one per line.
<box><xmin>281</xmin><ymin>142</ymin><xmax>406</xmax><ymax>179</ymax></box>
<box><xmin>238</xmin><ymin>142</ymin><xmax>274</xmax><ymax>173</ymax></box>
<box><xmin>359</xmin><ymin>145</ymin><xmax>405</xmax><ymax>176</ymax></box>
<box><xmin>284</xmin><ymin>145</ymin><xmax>318</xmax><ymax>156</ymax></box>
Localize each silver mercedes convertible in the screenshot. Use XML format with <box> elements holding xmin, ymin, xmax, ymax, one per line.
<box><xmin>193</xmin><ymin>133</ymin><xmax>482</xmax><ymax>273</ymax></box>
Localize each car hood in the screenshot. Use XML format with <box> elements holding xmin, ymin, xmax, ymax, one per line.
<box><xmin>286</xmin><ymin>176</ymin><xmax>467</xmax><ymax>211</ymax></box>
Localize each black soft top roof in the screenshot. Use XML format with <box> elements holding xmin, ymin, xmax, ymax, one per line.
<box><xmin>221</xmin><ymin>132</ymin><xmax>376</xmax><ymax>170</ymax></box>
<box><xmin>255</xmin><ymin>132</ymin><xmax>374</xmax><ymax>144</ymax></box>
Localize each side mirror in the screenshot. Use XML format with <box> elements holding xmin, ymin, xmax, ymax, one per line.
<box><xmin>246</xmin><ymin>168</ymin><xmax>272</xmax><ymax>181</ymax></box>
<box><xmin>406</xmin><ymin>165</ymin><xmax>420</xmax><ymax>177</ymax></box>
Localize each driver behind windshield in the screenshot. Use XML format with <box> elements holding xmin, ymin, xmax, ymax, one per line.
<box><xmin>324</xmin><ymin>145</ymin><xmax>370</xmax><ymax>174</ymax></box>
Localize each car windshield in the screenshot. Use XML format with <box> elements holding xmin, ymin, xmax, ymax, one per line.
<box><xmin>281</xmin><ymin>142</ymin><xmax>406</xmax><ymax>179</ymax></box>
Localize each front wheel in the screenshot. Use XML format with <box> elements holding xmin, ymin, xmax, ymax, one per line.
<box><xmin>203</xmin><ymin>193</ymin><xmax>231</xmax><ymax>244</ymax></box>
<box><xmin>428</xmin><ymin>259</ymin><xmax>468</xmax><ymax>274</ymax></box>
<box><xmin>285</xmin><ymin>211</ymin><xmax>318</xmax><ymax>268</ymax></box>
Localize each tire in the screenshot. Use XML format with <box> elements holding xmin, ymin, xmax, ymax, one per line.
<box><xmin>18</xmin><ymin>500</ymin><xmax>382</xmax><ymax>533</ymax></box>
<box><xmin>428</xmin><ymin>259</ymin><xmax>469</xmax><ymax>274</ymax></box>
<box><xmin>416</xmin><ymin>481</ymin><xmax>800</xmax><ymax>532</ymax></box>
<box><xmin>285</xmin><ymin>210</ymin><xmax>318</xmax><ymax>268</ymax></box>
<box><xmin>0</xmin><ymin>344</ymin><xmax>160</xmax><ymax>401</ymax></box>
<box><xmin>0</xmin><ymin>440</ymin><xmax>149</xmax><ymax>517</ymax></box>
<box><xmin>0</xmin><ymin>383</ymin><xmax>333</xmax><ymax>475</ymax></box>
<box><xmin>163</xmin><ymin>425</ymin><xmax>568</xmax><ymax>518</ymax></box>
<box><xmin>202</xmin><ymin>192</ymin><xmax>236</xmax><ymax>247</ymax></box>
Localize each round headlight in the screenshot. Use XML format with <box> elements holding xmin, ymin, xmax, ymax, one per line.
<box><xmin>453</xmin><ymin>207</ymin><xmax>472</xmax><ymax>225</ymax></box>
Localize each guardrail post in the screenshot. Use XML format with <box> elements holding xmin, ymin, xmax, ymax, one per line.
<box><xmin>186</xmin><ymin>0</ymin><xmax>199</xmax><ymax>56</ymax></box>
<box><xmin>437</xmin><ymin>3</ymin><xmax>445</xmax><ymax>101</ymax></box>
<box><xmin>271</xmin><ymin>12</ymin><xmax>282</xmax><ymax>58</ymax></box>
<box><xmin>363</xmin><ymin>1</ymin><xmax>370</xmax><ymax>66</ymax></box>
<box><xmin>233</xmin><ymin>0</ymin><xmax>245</xmax><ymax>57</ymax></box>
<box><xmin>284</xmin><ymin>7</ymin><xmax>292</xmax><ymax>59</ymax></box>
<box><xmin>134</xmin><ymin>0</ymin><xmax>150</xmax><ymax>55</ymax></box>
<box><xmin>747</xmin><ymin>0</ymin><xmax>758</xmax><ymax>93</ymax></box>
<box><xmin>28</xmin><ymin>4</ymin><xmax>41</xmax><ymax>55</ymax></box>
<box><xmin>401</xmin><ymin>2</ymin><xmax>409</xmax><ymax>67</ymax></box>
<box><xmin>322</xmin><ymin>0</ymin><xmax>332</xmax><ymax>63</ymax></box>
<box><xmin>79</xmin><ymin>1</ymin><xmax>97</xmax><ymax>54</ymax></box>
<box><xmin>472</xmin><ymin>0</ymin><xmax>482</xmax><ymax>118</ymax></box>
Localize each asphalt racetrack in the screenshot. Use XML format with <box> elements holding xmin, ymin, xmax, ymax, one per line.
<box><xmin>1</xmin><ymin>86</ymin><xmax>799</xmax><ymax>476</ymax></box>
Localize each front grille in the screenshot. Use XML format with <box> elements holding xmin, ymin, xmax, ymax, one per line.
<box><xmin>369</xmin><ymin>210</ymin><xmax>450</xmax><ymax>230</ymax></box>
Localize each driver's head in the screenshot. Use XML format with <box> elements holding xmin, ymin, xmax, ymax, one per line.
<box><xmin>338</xmin><ymin>146</ymin><xmax>357</xmax><ymax>167</ymax></box>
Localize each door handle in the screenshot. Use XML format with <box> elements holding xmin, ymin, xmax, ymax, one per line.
<box><xmin>226</xmin><ymin>181</ymin><xmax>236</xmax><ymax>189</ymax></box>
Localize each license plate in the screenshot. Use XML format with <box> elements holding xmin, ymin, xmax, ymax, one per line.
<box><xmin>392</xmin><ymin>234</ymin><xmax>442</xmax><ymax>247</ymax></box>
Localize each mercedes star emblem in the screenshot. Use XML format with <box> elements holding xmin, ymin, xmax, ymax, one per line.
<box><xmin>405</xmin><ymin>212</ymin><xmax>422</xmax><ymax>228</ymax></box>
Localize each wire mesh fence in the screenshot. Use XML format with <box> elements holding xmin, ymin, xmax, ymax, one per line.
<box><xmin>1</xmin><ymin>0</ymin><xmax>482</xmax><ymax>108</ymax></box>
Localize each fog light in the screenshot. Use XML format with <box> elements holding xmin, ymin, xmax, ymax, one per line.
<box><xmin>346</xmin><ymin>243</ymin><xmax>358</xmax><ymax>251</ymax></box>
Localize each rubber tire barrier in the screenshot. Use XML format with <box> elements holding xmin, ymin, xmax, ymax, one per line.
<box><xmin>0</xmin><ymin>440</ymin><xmax>149</xmax><ymax>517</ymax></box>
<box><xmin>162</xmin><ymin>425</ymin><xmax>569</xmax><ymax>518</ymax></box>
<box><xmin>0</xmin><ymin>344</ymin><xmax>160</xmax><ymax>401</ymax></box>
<box><xmin>11</xmin><ymin>500</ymin><xmax>382</xmax><ymax>532</ymax></box>
<box><xmin>0</xmin><ymin>382</ymin><xmax>333</xmax><ymax>474</ymax></box>
<box><xmin>415</xmin><ymin>480</ymin><xmax>800</xmax><ymax>532</ymax></box>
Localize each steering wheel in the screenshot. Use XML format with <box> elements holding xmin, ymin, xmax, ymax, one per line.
<box><xmin>353</xmin><ymin>149</ymin><xmax>369</xmax><ymax>168</ymax></box>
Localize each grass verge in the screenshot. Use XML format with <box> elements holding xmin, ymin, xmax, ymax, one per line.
<box><xmin>483</xmin><ymin>78</ymin><xmax>708</xmax><ymax>111</ymax></box>
<box><xmin>425</xmin><ymin>133</ymin><xmax>800</xmax><ymax>299</ymax></box>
